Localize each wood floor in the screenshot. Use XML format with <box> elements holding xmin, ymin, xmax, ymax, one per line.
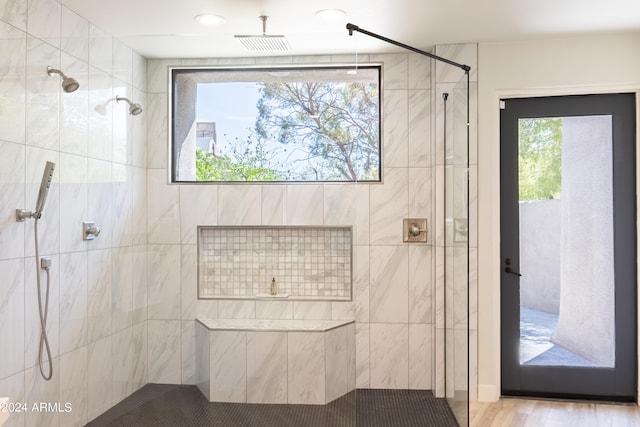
<box><xmin>470</xmin><ymin>398</ymin><xmax>640</xmax><ymax>427</ymax></box>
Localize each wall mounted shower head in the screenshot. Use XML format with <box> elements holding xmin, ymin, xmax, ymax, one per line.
<box><xmin>47</xmin><ymin>66</ymin><xmax>79</xmax><ymax>93</ymax></box>
<box><xmin>116</xmin><ymin>95</ymin><xmax>143</xmax><ymax>115</ymax></box>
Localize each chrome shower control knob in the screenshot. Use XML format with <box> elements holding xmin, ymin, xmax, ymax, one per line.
<box><xmin>83</xmin><ymin>221</ymin><xmax>101</xmax><ymax>240</ymax></box>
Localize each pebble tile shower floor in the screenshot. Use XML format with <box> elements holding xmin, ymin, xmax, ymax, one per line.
<box><xmin>86</xmin><ymin>384</ymin><xmax>459</xmax><ymax>427</ymax></box>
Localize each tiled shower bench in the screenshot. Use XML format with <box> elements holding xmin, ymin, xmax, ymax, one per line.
<box><xmin>196</xmin><ymin>318</ymin><xmax>355</xmax><ymax>405</ymax></box>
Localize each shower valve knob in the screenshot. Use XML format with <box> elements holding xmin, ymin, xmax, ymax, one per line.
<box><xmin>83</xmin><ymin>221</ymin><xmax>101</xmax><ymax>240</ymax></box>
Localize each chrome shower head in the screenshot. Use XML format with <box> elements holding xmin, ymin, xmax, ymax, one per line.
<box><xmin>115</xmin><ymin>95</ymin><xmax>143</xmax><ymax>116</ymax></box>
<box><xmin>47</xmin><ymin>66</ymin><xmax>79</xmax><ymax>93</ymax></box>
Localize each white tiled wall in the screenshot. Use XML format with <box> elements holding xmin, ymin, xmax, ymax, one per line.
<box><xmin>0</xmin><ymin>0</ymin><xmax>148</xmax><ymax>425</ymax></box>
<box><xmin>145</xmin><ymin>53</ymin><xmax>440</xmax><ymax>391</ymax></box>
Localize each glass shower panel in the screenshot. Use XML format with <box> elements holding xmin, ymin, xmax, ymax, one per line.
<box><xmin>444</xmin><ymin>72</ymin><xmax>470</xmax><ymax>426</ymax></box>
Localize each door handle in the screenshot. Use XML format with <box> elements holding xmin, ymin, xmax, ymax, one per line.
<box><xmin>504</xmin><ymin>258</ymin><xmax>522</xmax><ymax>276</ymax></box>
<box><xmin>505</xmin><ymin>267</ymin><xmax>522</xmax><ymax>277</ymax></box>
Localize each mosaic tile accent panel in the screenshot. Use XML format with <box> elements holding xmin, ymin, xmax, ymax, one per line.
<box><xmin>198</xmin><ymin>226</ymin><xmax>352</xmax><ymax>300</ymax></box>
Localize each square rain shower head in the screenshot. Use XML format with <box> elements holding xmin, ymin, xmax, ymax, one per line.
<box><xmin>234</xmin><ymin>35</ymin><xmax>291</xmax><ymax>52</ymax></box>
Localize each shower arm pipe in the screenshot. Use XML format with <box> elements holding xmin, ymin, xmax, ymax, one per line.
<box><xmin>346</xmin><ymin>23</ymin><xmax>471</xmax><ymax>74</ymax></box>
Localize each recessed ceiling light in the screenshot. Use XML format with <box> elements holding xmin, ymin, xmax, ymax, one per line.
<box><xmin>194</xmin><ymin>14</ymin><xmax>226</xmax><ymax>26</ymax></box>
<box><xmin>314</xmin><ymin>9</ymin><xmax>347</xmax><ymax>21</ymax></box>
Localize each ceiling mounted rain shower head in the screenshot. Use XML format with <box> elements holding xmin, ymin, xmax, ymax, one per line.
<box><xmin>115</xmin><ymin>95</ymin><xmax>143</xmax><ymax>116</ymax></box>
<box><xmin>235</xmin><ymin>15</ymin><xmax>290</xmax><ymax>52</ymax></box>
<box><xmin>47</xmin><ymin>66</ymin><xmax>79</xmax><ymax>93</ymax></box>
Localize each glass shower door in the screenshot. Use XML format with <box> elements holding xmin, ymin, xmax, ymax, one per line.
<box><xmin>443</xmin><ymin>72</ymin><xmax>470</xmax><ymax>426</ymax></box>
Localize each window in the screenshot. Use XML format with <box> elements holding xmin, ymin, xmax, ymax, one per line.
<box><xmin>170</xmin><ymin>65</ymin><xmax>381</xmax><ymax>182</ymax></box>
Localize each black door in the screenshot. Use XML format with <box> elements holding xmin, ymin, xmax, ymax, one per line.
<box><xmin>500</xmin><ymin>93</ymin><xmax>637</xmax><ymax>400</ymax></box>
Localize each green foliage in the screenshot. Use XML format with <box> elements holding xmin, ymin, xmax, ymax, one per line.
<box><xmin>195</xmin><ymin>148</ymin><xmax>281</xmax><ymax>181</ymax></box>
<box><xmin>255</xmin><ymin>80</ymin><xmax>380</xmax><ymax>181</ymax></box>
<box><xmin>518</xmin><ymin>118</ymin><xmax>562</xmax><ymax>201</ymax></box>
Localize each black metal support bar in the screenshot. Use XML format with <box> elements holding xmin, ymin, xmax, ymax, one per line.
<box><xmin>346</xmin><ymin>23</ymin><xmax>471</xmax><ymax>73</ymax></box>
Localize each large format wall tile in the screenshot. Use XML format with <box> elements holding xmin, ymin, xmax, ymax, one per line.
<box><xmin>287</xmin><ymin>332</ymin><xmax>325</xmax><ymax>404</ymax></box>
<box><xmin>0</xmin><ymin>21</ymin><xmax>26</xmax><ymax>145</ymax></box>
<box><xmin>0</xmin><ymin>141</ymin><xmax>25</xmax><ymax>260</ymax></box>
<box><xmin>148</xmin><ymin>320</ymin><xmax>181</xmax><ymax>383</ymax></box>
<box><xmin>0</xmin><ymin>259</ymin><xmax>25</xmax><ymax>380</ymax></box>
<box><xmin>370</xmin><ymin>245</ymin><xmax>409</xmax><ymax>323</ymax></box>
<box><xmin>210</xmin><ymin>330</ymin><xmax>246</xmax><ymax>402</ymax></box>
<box><xmin>246</xmin><ymin>331</ymin><xmax>288</xmax><ymax>404</ymax></box>
<box><xmin>370</xmin><ymin>323</ymin><xmax>409</xmax><ymax>389</ymax></box>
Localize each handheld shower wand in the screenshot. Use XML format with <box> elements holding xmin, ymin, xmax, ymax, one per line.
<box><xmin>15</xmin><ymin>161</ymin><xmax>56</xmax><ymax>380</ymax></box>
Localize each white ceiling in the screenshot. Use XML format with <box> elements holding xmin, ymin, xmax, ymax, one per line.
<box><xmin>59</xmin><ymin>0</ymin><xmax>640</xmax><ymax>59</ymax></box>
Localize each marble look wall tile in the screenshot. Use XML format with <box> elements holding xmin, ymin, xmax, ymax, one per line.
<box><xmin>435</xmin><ymin>44</ymin><xmax>477</xmax><ymax>83</ymax></box>
<box><xmin>346</xmin><ymin>323</ymin><xmax>356</xmax><ymax>391</ymax></box>
<box><xmin>331</xmin><ymin>301</ymin><xmax>354</xmax><ymax>321</ymax></box>
<box><xmin>131</xmin><ymin>88</ymin><xmax>147</xmax><ymax>167</ymax></box>
<box><xmin>370</xmin><ymin>245</ymin><xmax>408</xmax><ymax>323</ymax></box>
<box><xmin>287</xmin><ymin>332</ymin><xmax>325</xmax><ymax>404</ymax></box>
<box><xmin>25</xmin><ymin>359</ymin><xmax>59</xmax><ymax>427</ymax></box>
<box><xmin>434</xmin><ymin>165</ymin><xmax>445</xmax><ymax>247</ymax></box>
<box><xmin>370</xmin><ymin>167</ymin><xmax>408</xmax><ymax>244</ymax></box>
<box><xmin>59</xmin><ymin>153</ymin><xmax>88</xmax><ymax>254</ymax></box>
<box><xmin>60</xmin><ymin>55</ymin><xmax>89</xmax><ymax>156</ymax></box>
<box><xmin>210</xmin><ymin>330</ymin><xmax>246</xmax><ymax>402</ymax></box>
<box><xmin>0</xmin><ymin>142</ymin><xmax>25</xmax><ymax>260</ymax></box>
<box><xmin>469</xmin><ymin>329</ymin><xmax>478</xmax><ymax>401</ymax></box>
<box><xmin>145</xmin><ymin>93</ymin><xmax>167</xmax><ymax>169</ymax></box>
<box><xmin>195</xmin><ymin>322</ymin><xmax>210</xmax><ymax>399</ymax></box>
<box><xmin>87</xmin><ymin>336</ymin><xmax>112</xmax><ymax>421</ymax></box>
<box><xmin>131</xmin><ymin>322</ymin><xmax>148</xmax><ymax>390</ymax></box>
<box><xmin>181</xmin><ymin>244</ymin><xmax>217</xmax><ymax>320</ymax></box>
<box><xmin>218</xmin><ymin>185</ymin><xmax>261</xmax><ymax>225</ymax></box>
<box><xmin>383</xmin><ymin>90</ymin><xmax>409</xmax><ymax>167</ymax></box>
<box><xmin>372</xmin><ymin>53</ymin><xmax>407</xmax><ymax>90</ymax></box>
<box><xmin>326</xmin><ymin>326</ymin><xmax>348</xmax><ymax>402</ymax></box>
<box><xmin>89</xmin><ymin>24</ymin><xmax>112</xmax><ymax>75</ymax></box>
<box><xmin>59</xmin><ymin>346</ymin><xmax>88</xmax><ymax>427</ymax></box>
<box><xmin>59</xmin><ymin>252</ymin><xmax>88</xmax><ymax>355</ymax></box>
<box><xmin>323</xmin><ymin>184</ymin><xmax>370</xmax><ymax>245</ymax></box>
<box><xmin>24</xmin><ymin>255</ymin><xmax>59</xmax><ymax>369</ymax></box>
<box><xmin>408</xmin><ymin>90</ymin><xmax>431</xmax><ymax>168</ymax></box>
<box><xmin>26</xmin><ymin>37</ymin><xmax>59</xmax><ymax>151</ymax></box>
<box><xmin>0</xmin><ymin>258</ymin><xmax>25</xmax><ymax>380</ymax></box>
<box><xmin>0</xmin><ymin>371</ymin><xmax>25</xmax><ymax>427</ymax></box>
<box><xmin>434</xmin><ymin>327</ymin><xmax>445</xmax><ymax>397</ymax></box>
<box><xmin>146</xmin><ymin>59</ymin><xmax>174</xmax><ymax>94</ymax></box>
<box><xmin>111</xmin><ymin>327</ymin><xmax>133</xmax><ymax>403</ymax></box>
<box><xmin>112</xmin><ymin>80</ymin><xmax>133</xmax><ymax>165</ymax></box>
<box><xmin>261</xmin><ymin>185</ymin><xmax>285</xmax><ymax>225</ymax></box>
<box><xmin>111</xmin><ymin>164</ymin><xmax>133</xmax><ymax>247</ymax></box>
<box><xmin>0</xmin><ymin>0</ymin><xmax>26</xmax><ymax>30</ymax></box>
<box><xmin>131</xmin><ymin>247</ymin><xmax>147</xmax><ymax>325</ymax></box>
<box><xmin>87</xmin><ymin>248</ymin><xmax>111</xmax><ymax>342</ymax></box>
<box><xmin>434</xmin><ymin>246</ymin><xmax>445</xmax><ymax>329</ymax></box>
<box><xmin>408</xmin><ymin>167</ymin><xmax>431</xmax><ymax>221</ymax></box>
<box><xmin>292</xmin><ymin>301</ymin><xmax>331</xmax><ymax>320</ymax></box>
<box><xmin>181</xmin><ymin>321</ymin><xmax>196</xmax><ymax>385</ymax></box>
<box><xmin>454</xmin><ymin>329</ymin><xmax>468</xmax><ymax>394</ymax></box>
<box><xmin>408</xmin><ymin>324</ymin><xmax>431</xmax><ymax>389</ymax></box>
<box><xmin>468</xmin><ymin>82</ymin><xmax>478</xmax><ymax>166</ymax></box>
<box><xmin>355</xmin><ymin>323</ymin><xmax>369</xmax><ymax>388</ymax></box>
<box><xmin>218</xmin><ymin>300</ymin><xmax>255</xmax><ymax>319</ymax></box>
<box><xmin>147</xmin><ymin>245</ymin><xmax>181</xmax><ymax>319</ymax></box>
<box><xmin>61</xmin><ymin>6</ymin><xmax>88</xmax><ymax>62</ymax></box>
<box><xmin>88</xmin><ymin>66</ymin><xmax>113</xmax><ymax>161</ymax></box>
<box><xmin>147</xmin><ymin>169</ymin><xmax>180</xmax><ymax>244</ymax></box>
<box><xmin>27</xmin><ymin>0</ymin><xmax>60</xmax><ymax>47</ymax></box>
<box><xmin>87</xmin><ymin>158</ymin><xmax>112</xmax><ymax>250</ymax></box>
<box><xmin>284</xmin><ymin>185</ymin><xmax>323</xmax><ymax>225</ymax></box>
<box><xmin>246</xmin><ymin>331</ymin><xmax>287</xmax><ymax>404</ymax></box>
<box><xmin>369</xmin><ymin>323</ymin><xmax>408</xmax><ymax>389</ymax></box>
<box><xmin>408</xmin><ymin>54</ymin><xmax>430</xmax><ymax>90</ymax></box>
<box><xmin>132</xmin><ymin>52</ymin><xmax>146</xmax><ymax>92</ymax></box>
<box><xmin>255</xmin><ymin>301</ymin><xmax>293</xmax><ymax>320</ymax></box>
<box><xmin>453</xmin><ymin>246</ymin><xmax>469</xmax><ymax>329</ymax></box>
<box><xmin>131</xmin><ymin>167</ymin><xmax>146</xmax><ymax>245</ymax></box>
<box><xmin>329</xmin><ymin>53</ymin><xmax>370</xmax><ymax>63</ymax></box>
<box><xmin>112</xmin><ymin>39</ymin><xmax>132</xmax><ymax>85</ymax></box>
<box><xmin>353</xmin><ymin>245</ymin><xmax>370</xmax><ymax>322</ymax></box>
<box><xmin>148</xmin><ymin>320</ymin><xmax>181</xmax><ymax>383</ymax></box>
<box><xmin>469</xmin><ymin>164</ymin><xmax>478</xmax><ymax>248</ymax></box>
<box><xmin>112</xmin><ymin>246</ymin><xmax>133</xmax><ymax>331</ymax></box>
<box><xmin>180</xmin><ymin>185</ymin><xmax>217</xmax><ymax>244</ymax></box>
<box><xmin>409</xmin><ymin>245</ymin><xmax>432</xmax><ymax>323</ymax></box>
<box><xmin>0</xmin><ymin>21</ymin><xmax>26</xmax><ymax>145</ymax></box>
<box><xmin>435</xmin><ymin>82</ymin><xmax>468</xmax><ymax>167</ymax></box>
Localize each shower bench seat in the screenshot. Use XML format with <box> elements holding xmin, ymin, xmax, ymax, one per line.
<box><xmin>195</xmin><ymin>318</ymin><xmax>355</xmax><ymax>405</ymax></box>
